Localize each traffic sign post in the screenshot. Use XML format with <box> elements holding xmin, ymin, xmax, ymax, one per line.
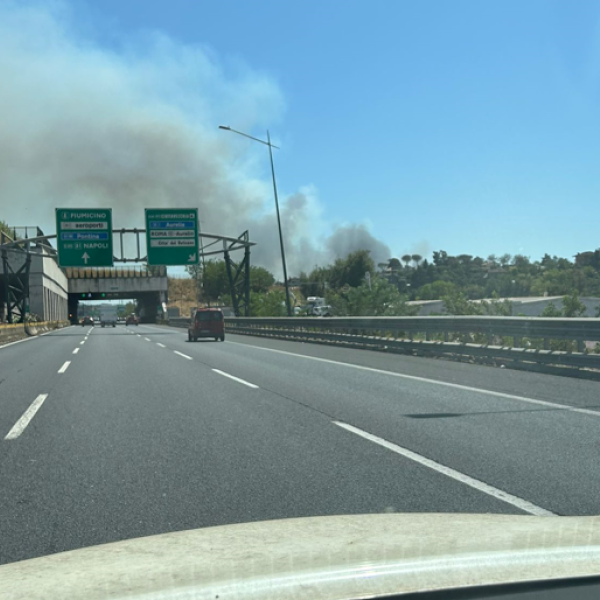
<box><xmin>55</xmin><ymin>209</ymin><xmax>113</xmax><ymax>267</ymax></box>
<box><xmin>145</xmin><ymin>209</ymin><xmax>199</xmax><ymax>266</ymax></box>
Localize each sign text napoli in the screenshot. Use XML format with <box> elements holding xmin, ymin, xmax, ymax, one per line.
<box><xmin>55</xmin><ymin>209</ymin><xmax>113</xmax><ymax>267</ymax></box>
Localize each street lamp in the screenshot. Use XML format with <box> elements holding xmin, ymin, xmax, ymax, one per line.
<box><xmin>219</xmin><ymin>125</ymin><xmax>292</xmax><ymax>316</ymax></box>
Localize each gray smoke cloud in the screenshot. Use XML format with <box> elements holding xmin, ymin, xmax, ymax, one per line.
<box><xmin>0</xmin><ymin>2</ymin><xmax>390</xmax><ymax>277</ymax></box>
<box><xmin>327</xmin><ymin>224</ymin><xmax>391</xmax><ymax>267</ymax></box>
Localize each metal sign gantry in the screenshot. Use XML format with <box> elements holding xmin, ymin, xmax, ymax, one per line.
<box><xmin>0</xmin><ymin>226</ymin><xmax>256</xmax><ymax>321</ymax></box>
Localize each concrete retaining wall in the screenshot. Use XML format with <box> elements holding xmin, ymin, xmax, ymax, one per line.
<box><xmin>0</xmin><ymin>321</ymin><xmax>70</xmax><ymax>346</ymax></box>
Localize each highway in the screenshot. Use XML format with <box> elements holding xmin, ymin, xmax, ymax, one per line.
<box><xmin>1</xmin><ymin>323</ymin><xmax>600</xmax><ymax>565</ymax></box>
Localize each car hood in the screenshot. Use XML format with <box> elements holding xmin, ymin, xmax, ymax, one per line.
<box><xmin>2</xmin><ymin>513</ymin><xmax>600</xmax><ymax>599</ymax></box>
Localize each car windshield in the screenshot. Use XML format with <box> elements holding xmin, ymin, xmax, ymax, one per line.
<box><xmin>2</xmin><ymin>1</ymin><xmax>600</xmax><ymax>592</ymax></box>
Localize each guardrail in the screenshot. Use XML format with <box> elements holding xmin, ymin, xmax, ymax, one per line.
<box><xmin>167</xmin><ymin>316</ymin><xmax>600</xmax><ymax>380</ymax></box>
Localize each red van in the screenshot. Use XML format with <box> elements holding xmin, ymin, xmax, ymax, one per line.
<box><xmin>188</xmin><ymin>308</ymin><xmax>225</xmax><ymax>342</ymax></box>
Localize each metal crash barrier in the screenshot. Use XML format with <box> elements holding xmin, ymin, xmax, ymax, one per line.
<box><xmin>170</xmin><ymin>316</ymin><xmax>600</xmax><ymax>380</ymax></box>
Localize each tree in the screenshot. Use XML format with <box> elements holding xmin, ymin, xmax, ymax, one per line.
<box><xmin>329</xmin><ymin>249</ymin><xmax>375</xmax><ymax>289</ymax></box>
<box><xmin>249</xmin><ymin>266</ymin><xmax>275</xmax><ymax>293</ymax></box>
<box><xmin>186</xmin><ymin>261</ymin><xmax>275</xmax><ymax>301</ymax></box>
<box><xmin>499</xmin><ymin>253</ymin><xmax>512</xmax><ymax>267</ymax></box>
<box><xmin>540</xmin><ymin>253</ymin><xmax>557</xmax><ymax>269</ymax></box>
<box><xmin>122</xmin><ymin>301</ymin><xmax>136</xmax><ymax>315</ymax></box>
<box><xmin>562</xmin><ymin>290</ymin><xmax>586</xmax><ymax>317</ymax></box>
<box><xmin>575</xmin><ymin>250</ymin><xmax>600</xmax><ymax>270</ymax></box>
<box><xmin>411</xmin><ymin>254</ymin><xmax>423</xmax><ymax>267</ymax></box>
<box><xmin>250</xmin><ymin>290</ymin><xmax>287</xmax><ymax>316</ymax></box>
<box><xmin>541</xmin><ymin>302</ymin><xmax>562</xmax><ymax>318</ymax></box>
<box><xmin>481</xmin><ymin>293</ymin><xmax>513</xmax><ymax>316</ymax></box>
<box><xmin>432</xmin><ymin>250</ymin><xmax>449</xmax><ymax>267</ymax></box>
<box><xmin>0</xmin><ymin>220</ymin><xmax>12</xmax><ymax>240</ymax></box>
<box><xmin>299</xmin><ymin>267</ymin><xmax>329</xmax><ymax>298</ymax></box>
<box><xmin>202</xmin><ymin>260</ymin><xmax>230</xmax><ymax>301</ymax></box>
<box><xmin>388</xmin><ymin>257</ymin><xmax>402</xmax><ymax>271</ymax></box>
<box><xmin>512</xmin><ymin>254</ymin><xmax>530</xmax><ymax>268</ymax></box>
<box><xmin>186</xmin><ymin>264</ymin><xmax>203</xmax><ymax>301</ymax></box>
<box><xmin>415</xmin><ymin>280</ymin><xmax>458</xmax><ymax>300</ymax></box>
<box><xmin>441</xmin><ymin>289</ymin><xmax>483</xmax><ymax>315</ymax></box>
<box><xmin>328</xmin><ymin>277</ymin><xmax>418</xmax><ymax>317</ymax></box>
<box><xmin>401</xmin><ymin>254</ymin><xmax>412</xmax><ymax>268</ymax></box>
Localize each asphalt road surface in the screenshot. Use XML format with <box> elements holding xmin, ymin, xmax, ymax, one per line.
<box><xmin>1</xmin><ymin>323</ymin><xmax>600</xmax><ymax>565</ymax></box>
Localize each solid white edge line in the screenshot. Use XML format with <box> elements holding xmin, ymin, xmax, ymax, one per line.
<box><xmin>0</xmin><ymin>328</ymin><xmax>61</xmax><ymax>350</ymax></box>
<box><xmin>333</xmin><ymin>421</ymin><xmax>556</xmax><ymax>517</ymax></box>
<box><xmin>72</xmin><ymin>348</ymin><xmax>79</xmax><ymax>354</ymax></box>
<box><xmin>58</xmin><ymin>361</ymin><xmax>71</xmax><ymax>373</ymax></box>
<box><xmin>156</xmin><ymin>343</ymin><xmax>166</xmax><ymax>348</ymax></box>
<box><xmin>0</xmin><ymin>336</ymin><xmax>37</xmax><ymax>350</ymax></box>
<box><xmin>174</xmin><ymin>351</ymin><xmax>193</xmax><ymax>360</ymax></box>
<box><xmin>212</xmin><ymin>369</ymin><xmax>259</xmax><ymax>389</ymax></box>
<box><xmin>5</xmin><ymin>394</ymin><xmax>49</xmax><ymax>440</ymax></box>
<box><xmin>225</xmin><ymin>341</ymin><xmax>600</xmax><ymax>418</ymax></box>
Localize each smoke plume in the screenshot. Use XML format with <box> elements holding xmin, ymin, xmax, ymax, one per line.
<box><xmin>0</xmin><ymin>2</ymin><xmax>390</xmax><ymax>276</ymax></box>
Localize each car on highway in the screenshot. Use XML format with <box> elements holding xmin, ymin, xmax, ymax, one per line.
<box><xmin>125</xmin><ymin>314</ymin><xmax>139</xmax><ymax>326</ymax></box>
<box><xmin>188</xmin><ymin>307</ymin><xmax>225</xmax><ymax>342</ymax></box>
<box><xmin>80</xmin><ymin>316</ymin><xmax>94</xmax><ymax>326</ymax></box>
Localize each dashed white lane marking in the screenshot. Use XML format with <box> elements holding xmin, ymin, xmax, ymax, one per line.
<box><xmin>58</xmin><ymin>361</ymin><xmax>71</xmax><ymax>374</ymax></box>
<box><xmin>144</xmin><ymin>337</ymin><xmax>151</xmax><ymax>341</ymax></box>
<box><xmin>5</xmin><ymin>394</ymin><xmax>49</xmax><ymax>440</ymax></box>
<box><xmin>333</xmin><ymin>421</ymin><xmax>556</xmax><ymax>517</ymax></box>
<box><xmin>72</xmin><ymin>348</ymin><xmax>80</xmax><ymax>354</ymax></box>
<box><xmin>174</xmin><ymin>351</ymin><xmax>193</xmax><ymax>360</ymax></box>
<box><xmin>80</xmin><ymin>341</ymin><xmax>85</xmax><ymax>345</ymax></box>
<box><xmin>212</xmin><ymin>369</ymin><xmax>259</xmax><ymax>389</ymax></box>
<box><xmin>157</xmin><ymin>343</ymin><xmax>166</xmax><ymax>348</ymax></box>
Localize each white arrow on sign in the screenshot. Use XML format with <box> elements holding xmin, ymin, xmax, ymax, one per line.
<box><xmin>188</xmin><ymin>253</ymin><xmax>197</xmax><ymax>262</ymax></box>
<box><xmin>82</xmin><ymin>252</ymin><xmax>90</xmax><ymax>264</ymax></box>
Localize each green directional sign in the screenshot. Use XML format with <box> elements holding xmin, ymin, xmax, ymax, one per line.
<box><xmin>145</xmin><ymin>208</ymin><xmax>199</xmax><ymax>266</ymax></box>
<box><xmin>55</xmin><ymin>208</ymin><xmax>113</xmax><ymax>267</ymax></box>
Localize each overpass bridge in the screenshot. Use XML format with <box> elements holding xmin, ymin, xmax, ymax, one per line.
<box><xmin>66</xmin><ymin>266</ymin><xmax>168</xmax><ymax>323</ymax></box>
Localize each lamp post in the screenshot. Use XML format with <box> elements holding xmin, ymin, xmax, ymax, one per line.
<box><xmin>219</xmin><ymin>125</ymin><xmax>292</xmax><ymax>316</ymax></box>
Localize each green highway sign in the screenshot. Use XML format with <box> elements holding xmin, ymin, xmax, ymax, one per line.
<box><xmin>55</xmin><ymin>209</ymin><xmax>113</xmax><ymax>267</ymax></box>
<box><xmin>145</xmin><ymin>208</ymin><xmax>199</xmax><ymax>266</ymax></box>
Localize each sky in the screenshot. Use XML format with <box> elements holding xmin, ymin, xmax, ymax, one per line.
<box><xmin>2</xmin><ymin>0</ymin><xmax>600</xmax><ymax>273</ymax></box>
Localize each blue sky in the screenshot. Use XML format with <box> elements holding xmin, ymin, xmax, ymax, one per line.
<box><xmin>6</xmin><ymin>0</ymin><xmax>600</xmax><ymax>266</ymax></box>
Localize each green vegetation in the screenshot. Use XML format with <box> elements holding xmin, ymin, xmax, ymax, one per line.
<box><xmin>0</xmin><ymin>219</ymin><xmax>13</xmax><ymax>240</ymax></box>
<box><xmin>392</xmin><ymin>250</ymin><xmax>600</xmax><ymax>300</ymax></box>
<box><xmin>186</xmin><ymin>261</ymin><xmax>275</xmax><ymax>303</ymax></box>
<box><xmin>328</xmin><ymin>278</ymin><xmax>418</xmax><ymax>317</ymax></box>
<box><xmin>250</xmin><ymin>290</ymin><xmax>287</xmax><ymax>317</ymax></box>
<box><xmin>175</xmin><ymin>247</ymin><xmax>600</xmax><ymax>317</ymax></box>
